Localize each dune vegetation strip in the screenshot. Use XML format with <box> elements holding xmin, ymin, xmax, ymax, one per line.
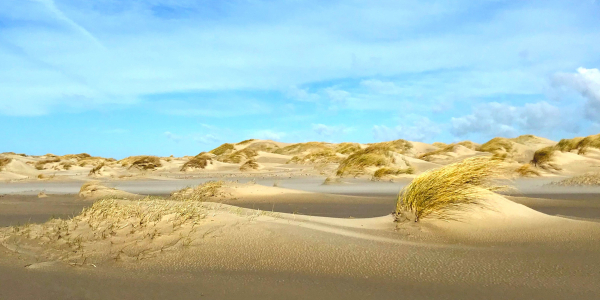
<box><xmin>170</xmin><ymin>181</ymin><xmax>229</xmax><ymax>201</ymax></box>
<box><xmin>288</xmin><ymin>149</ymin><xmax>343</xmax><ymax>164</ymax></box>
<box><xmin>181</xmin><ymin>152</ymin><xmax>212</xmax><ymax>171</ymax></box>
<box><xmin>394</xmin><ymin>157</ymin><xmax>506</xmax><ymax>222</ymax></box>
<box><xmin>372</xmin><ymin>167</ymin><xmax>414</xmax><ymax>179</ymax></box>
<box><xmin>209</xmin><ymin>143</ymin><xmax>235</xmax><ymax>156</ymax></box>
<box><xmin>217</xmin><ymin>148</ymin><xmax>258</xmax><ymax>164</ymax></box>
<box><xmin>549</xmin><ymin>173</ymin><xmax>600</xmax><ymax>186</ymax></box>
<box><xmin>0</xmin><ymin>156</ymin><xmax>12</xmax><ymax>171</ymax></box>
<box><xmin>418</xmin><ymin>141</ymin><xmax>478</xmax><ymax>161</ymax></box>
<box><xmin>119</xmin><ymin>156</ymin><xmax>162</xmax><ymax>170</ymax></box>
<box><xmin>336</xmin><ymin>141</ymin><xmax>411</xmax><ymax>176</ymax></box>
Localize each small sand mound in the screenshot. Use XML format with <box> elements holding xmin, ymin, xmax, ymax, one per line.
<box><xmin>170</xmin><ymin>181</ymin><xmax>231</xmax><ymax>201</ymax></box>
<box><xmin>78</xmin><ymin>181</ymin><xmax>139</xmax><ymax>199</ymax></box>
<box><xmin>180</xmin><ymin>153</ymin><xmax>213</xmax><ymax>171</ymax></box>
<box><xmin>239</xmin><ymin>159</ymin><xmax>260</xmax><ymax>171</ymax></box>
<box><xmin>0</xmin><ymin>156</ymin><xmax>11</xmax><ymax>171</ymax></box>
<box><xmin>549</xmin><ymin>173</ymin><xmax>600</xmax><ymax>186</ymax></box>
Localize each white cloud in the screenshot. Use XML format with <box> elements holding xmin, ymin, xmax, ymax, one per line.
<box><xmin>373</xmin><ymin>116</ymin><xmax>441</xmax><ymax>142</ymax></box>
<box><xmin>552</xmin><ymin>67</ymin><xmax>600</xmax><ymax>121</ymax></box>
<box><xmin>286</xmin><ymin>86</ymin><xmax>320</xmax><ymax>102</ymax></box>
<box><xmin>252</xmin><ymin>130</ymin><xmax>286</xmax><ymax>141</ymax></box>
<box><xmin>359</xmin><ymin>79</ymin><xmax>401</xmax><ymax>95</ymax></box>
<box><xmin>450</xmin><ymin>101</ymin><xmax>573</xmax><ymax>138</ymax></box>
<box><xmin>312</xmin><ymin>124</ymin><xmax>352</xmax><ymax>137</ymax></box>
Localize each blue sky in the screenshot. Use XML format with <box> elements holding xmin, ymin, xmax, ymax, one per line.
<box><xmin>1</xmin><ymin>0</ymin><xmax>600</xmax><ymax>158</ymax></box>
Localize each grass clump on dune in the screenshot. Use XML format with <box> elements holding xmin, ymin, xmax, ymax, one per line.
<box><xmin>336</xmin><ymin>143</ymin><xmax>394</xmax><ymax>176</ymax></box>
<box><xmin>34</xmin><ymin>157</ymin><xmax>61</xmax><ymax>170</ymax></box>
<box><xmin>236</xmin><ymin>139</ymin><xmax>255</xmax><ymax>145</ymax></box>
<box><xmin>89</xmin><ymin>162</ymin><xmax>105</xmax><ymax>176</ymax></box>
<box><xmin>170</xmin><ymin>181</ymin><xmax>228</xmax><ymax>201</ymax></box>
<box><xmin>274</xmin><ymin>142</ymin><xmax>331</xmax><ymax>155</ymax></box>
<box><xmin>119</xmin><ymin>156</ymin><xmax>162</xmax><ymax>170</ymax></box>
<box><xmin>515</xmin><ymin>163</ymin><xmax>541</xmax><ymax>177</ymax></box>
<box><xmin>373</xmin><ymin>167</ymin><xmax>414</xmax><ymax>179</ymax></box>
<box><xmin>477</xmin><ymin>137</ymin><xmax>513</xmax><ymax>153</ymax></box>
<box><xmin>239</xmin><ymin>159</ymin><xmax>259</xmax><ymax>171</ymax></box>
<box><xmin>209</xmin><ymin>143</ymin><xmax>235</xmax><ymax>156</ymax></box>
<box><xmin>530</xmin><ymin>146</ymin><xmax>556</xmax><ymax>167</ymax></box>
<box><xmin>0</xmin><ymin>157</ymin><xmax>12</xmax><ymax>171</ymax></box>
<box><xmin>418</xmin><ymin>141</ymin><xmax>477</xmax><ymax>161</ymax></box>
<box><xmin>181</xmin><ymin>152</ymin><xmax>212</xmax><ymax>171</ymax></box>
<box><xmin>218</xmin><ymin>148</ymin><xmax>258</xmax><ymax>164</ymax></box>
<box><xmin>335</xmin><ymin>143</ymin><xmax>362</xmax><ymax>154</ymax></box>
<box><xmin>289</xmin><ymin>149</ymin><xmax>343</xmax><ymax>164</ymax></box>
<box><xmin>394</xmin><ymin>157</ymin><xmax>505</xmax><ymax>222</ymax></box>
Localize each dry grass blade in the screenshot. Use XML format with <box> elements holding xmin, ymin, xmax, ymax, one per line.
<box><xmin>394</xmin><ymin>157</ymin><xmax>506</xmax><ymax>222</ymax></box>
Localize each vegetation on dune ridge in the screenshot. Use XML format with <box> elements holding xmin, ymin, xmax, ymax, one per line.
<box><xmin>368</xmin><ymin>139</ymin><xmax>413</xmax><ymax>154</ymax></box>
<box><xmin>550</xmin><ymin>134</ymin><xmax>600</xmax><ymax>155</ymax></box>
<box><xmin>432</xmin><ymin>142</ymin><xmax>448</xmax><ymax>148</ymax></box>
<box><xmin>0</xmin><ymin>157</ymin><xmax>12</xmax><ymax>171</ymax></box>
<box><xmin>210</xmin><ymin>143</ymin><xmax>235</xmax><ymax>156</ymax></box>
<box><xmin>244</xmin><ymin>141</ymin><xmax>281</xmax><ymax>152</ymax></box>
<box><xmin>394</xmin><ymin>157</ymin><xmax>506</xmax><ymax>222</ymax></box>
<box><xmin>181</xmin><ymin>152</ymin><xmax>212</xmax><ymax>171</ymax></box>
<box><xmin>273</xmin><ymin>142</ymin><xmax>331</xmax><ymax>155</ymax></box>
<box><xmin>530</xmin><ymin>146</ymin><xmax>556</xmax><ymax>168</ymax></box>
<box><xmin>236</xmin><ymin>139</ymin><xmax>256</xmax><ymax>145</ymax></box>
<box><xmin>335</xmin><ymin>143</ymin><xmax>362</xmax><ymax>155</ymax></box>
<box><xmin>240</xmin><ymin>159</ymin><xmax>260</xmax><ymax>171</ymax></box>
<box><xmin>510</xmin><ymin>134</ymin><xmax>544</xmax><ymax>144</ymax></box>
<box><xmin>477</xmin><ymin>137</ymin><xmax>513</xmax><ymax>153</ymax></box>
<box><xmin>89</xmin><ymin>163</ymin><xmax>106</xmax><ymax>176</ymax></box>
<box><xmin>34</xmin><ymin>157</ymin><xmax>61</xmax><ymax>170</ymax></box>
<box><xmin>218</xmin><ymin>148</ymin><xmax>258</xmax><ymax>164</ymax></box>
<box><xmin>336</xmin><ymin>143</ymin><xmax>395</xmax><ymax>176</ymax></box>
<box><xmin>515</xmin><ymin>163</ymin><xmax>541</xmax><ymax>177</ymax></box>
<box><xmin>549</xmin><ymin>173</ymin><xmax>600</xmax><ymax>186</ymax></box>
<box><xmin>170</xmin><ymin>181</ymin><xmax>228</xmax><ymax>201</ymax></box>
<box><xmin>373</xmin><ymin>167</ymin><xmax>414</xmax><ymax>179</ymax></box>
<box><xmin>288</xmin><ymin>149</ymin><xmax>343</xmax><ymax>164</ymax></box>
<box><xmin>119</xmin><ymin>156</ymin><xmax>162</xmax><ymax>170</ymax></box>
<box><xmin>418</xmin><ymin>141</ymin><xmax>478</xmax><ymax>161</ymax></box>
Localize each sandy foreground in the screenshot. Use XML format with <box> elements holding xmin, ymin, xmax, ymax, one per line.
<box><xmin>0</xmin><ymin>178</ymin><xmax>598</xmax><ymax>300</ymax></box>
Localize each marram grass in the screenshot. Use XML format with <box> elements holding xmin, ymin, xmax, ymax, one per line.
<box><xmin>394</xmin><ymin>157</ymin><xmax>506</xmax><ymax>222</ymax></box>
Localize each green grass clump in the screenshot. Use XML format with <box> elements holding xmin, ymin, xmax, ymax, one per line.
<box><xmin>419</xmin><ymin>141</ymin><xmax>477</xmax><ymax>161</ymax></box>
<box><xmin>209</xmin><ymin>143</ymin><xmax>235</xmax><ymax>156</ymax></box>
<box><xmin>218</xmin><ymin>148</ymin><xmax>258</xmax><ymax>164</ymax></box>
<box><xmin>336</xmin><ymin>143</ymin><xmax>394</xmax><ymax>176</ymax></box>
<box><xmin>373</xmin><ymin>167</ymin><xmax>414</xmax><ymax>178</ymax></box>
<box><xmin>289</xmin><ymin>149</ymin><xmax>343</xmax><ymax>164</ymax></box>
<box><xmin>0</xmin><ymin>157</ymin><xmax>12</xmax><ymax>171</ymax></box>
<box><xmin>240</xmin><ymin>159</ymin><xmax>259</xmax><ymax>171</ymax></box>
<box><xmin>237</xmin><ymin>139</ymin><xmax>256</xmax><ymax>145</ymax></box>
<box><xmin>181</xmin><ymin>152</ymin><xmax>212</xmax><ymax>171</ymax></box>
<box><xmin>34</xmin><ymin>157</ymin><xmax>61</xmax><ymax>170</ymax></box>
<box><xmin>273</xmin><ymin>142</ymin><xmax>331</xmax><ymax>155</ymax></box>
<box><xmin>477</xmin><ymin>137</ymin><xmax>513</xmax><ymax>153</ymax></box>
<box><xmin>122</xmin><ymin>156</ymin><xmax>162</xmax><ymax>170</ymax></box>
<box><xmin>530</xmin><ymin>146</ymin><xmax>556</xmax><ymax>167</ymax></box>
<box><xmin>515</xmin><ymin>163</ymin><xmax>541</xmax><ymax>177</ymax></box>
<box><xmin>394</xmin><ymin>157</ymin><xmax>505</xmax><ymax>222</ymax></box>
<box><xmin>335</xmin><ymin>143</ymin><xmax>362</xmax><ymax>155</ymax></box>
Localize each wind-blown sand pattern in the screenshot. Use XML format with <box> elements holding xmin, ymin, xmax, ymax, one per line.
<box><xmin>2</xmin><ymin>135</ymin><xmax>600</xmax><ymax>299</ymax></box>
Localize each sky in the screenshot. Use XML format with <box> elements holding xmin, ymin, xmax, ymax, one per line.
<box><xmin>1</xmin><ymin>0</ymin><xmax>600</xmax><ymax>159</ymax></box>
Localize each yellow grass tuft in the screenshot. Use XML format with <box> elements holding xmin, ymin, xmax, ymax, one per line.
<box><xmin>335</xmin><ymin>143</ymin><xmax>362</xmax><ymax>155</ymax></box>
<box><xmin>170</xmin><ymin>181</ymin><xmax>228</xmax><ymax>201</ymax></box>
<box><xmin>530</xmin><ymin>146</ymin><xmax>556</xmax><ymax>167</ymax></box>
<box><xmin>0</xmin><ymin>157</ymin><xmax>12</xmax><ymax>171</ymax></box>
<box><xmin>273</xmin><ymin>142</ymin><xmax>331</xmax><ymax>155</ymax></box>
<box><xmin>218</xmin><ymin>148</ymin><xmax>258</xmax><ymax>164</ymax></box>
<box><xmin>181</xmin><ymin>152</ymin><xmax>212</xmax><ymax>171</ymax></box>
<box><xmin>35</xmin><ymin>157</ymin><xmax>61</xmax><ymax>170</ymax></box>
<box><xmin>418</xmin><ymin>141</ymin><xmax>477</xmax><ymax>161</ymax></box>
<box><xmin>88</xmin><ymin>163</ymin><xmax>105</xmax><ymax>176</ymax></box>
<box><xmin>288</xmin><ymin>149</ymin><xmax>343</xmax><ymax>164</ymax></box>
<box><xmin>236</xmin><ymin>139</ymin><xmax>256</xmax><ymax>145</ymax></box>
<box><xmin>394</xmin><ymin>157</ymin><xmax>506</xmax><ymax>222</ymax></box>
<box><xmin>515</xmin><ymin>163</ymin><xmax>541</xmax><ymax>177</ymax></box>
<box><xmin>373</xmin><ymin>167</ymin><xmax>414</xmax><ymax>178</ymax></box>
<box><xmin>120</xmin><ymin>156</ymin><xmax>162</xmax><ymax>170</ymax></box>
<box><xmin>477</xmin><ymin>137</ymin><xmax>513</xmax><ymax>153</ymax></box>
<box><xmin>239</xmin><ymin>159</ymin><xmax>259</xmax><ymax>171</ymax></box>
<box><xmin>336</xmin><ymin>143</ymin><xmax>393</xmax><ymax>176</ymax></box>
<box><xmin>209</xmin><ymin>143</ymin><xmax>235</xmax><ymax>156</ymax></box>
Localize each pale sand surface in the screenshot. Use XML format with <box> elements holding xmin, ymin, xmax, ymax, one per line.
<box><xmin>1</xmin><ymin>179</ymin><xmax>600</xmax><ymax>299</ymax></box>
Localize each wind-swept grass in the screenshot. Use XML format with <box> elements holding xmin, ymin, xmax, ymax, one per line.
<box><xmin>239</xmin><ymin>159</ymin><xmax>259</xmax><ymax>171</ymax></box>
<box><xmin>530</xmin><ymin>146</ymin><xmax>556</xmax><ymax>167</ymax></box>
<box><xmin>181</xmin><ymin>152</ymin><xmax>212</xmax><ymax>171</ymax></box>
<box><xmin>373</xmin><ymin>167</ymin><xmax>414</xmax><ymax>178</ymax></box>
<box><xmin>394</xmin><ymin>157</ymin><xmax>505</xmax><ymax>222</ymax></box>
<box><xmin>418</xmin><ymin>141</ymin><xmax>477</xmax><ymax>161</ymax></box>
<box><xmin>209</xmin><ymin>143</ymin><xmax>235</xmax><ymax>156</ymax></box>
<box><xmin>273</xmin><ymin>142</ymin><xmax>331</xmax><ymax>155</ymax></box>
<box><xmin>335</xmin><ymin>143</ymin><xmax>362</xmax><ymax>155</ymax></box>
<box><xmin>288</xmin><ymin>149</ymin><xmax>343</xmax><ymax>164</ymax></box>
<box><xmin>237</xmin><ymin>139</ymin><xmax>256</xmax><ymax>145</ymax></box>
<box><xmin>218</xmin><ymin>148</ymin><xmax>258</xmax><ymax>164</ymax></box>
<box><xmin>170</xmin><ymin>181</ymin><xmax>227</xmax><ymax>201</ymax></box>
<box><xmin>0</xmin><ymin>157</ymin><xmax>12</xmax><ymax>171</ymax></box>
<box><xmin>123</xmin><ymin>156</ymin><xmax>162</xmax><ymax>170</ymax></box>
<box><xmin>34</xmin><ymin>157</ymin><xmax>61</xmax><ymax>170</ymax></box>
<box><xmin>515</xmin><ymin>163</ymin><xmax>540</xmax><ymax>177</ymax></box>
<box><xmin>477</xmin><ymin>137</ymin><xmax>513</xmax><ymax>153</ymax></box>
<box><xmin>89</xmin><ymin>162</ymin><xmax>105</xmax><ymax>176</ymax></box>
<box><xmin>336</xmin><ymin>143</ymin><xmax>393</xmax><ymax>176</ymax></box>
